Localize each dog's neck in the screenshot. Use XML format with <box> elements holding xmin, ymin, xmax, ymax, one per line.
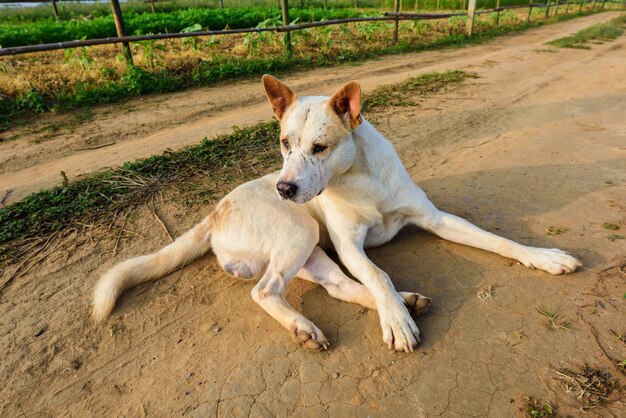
<box><xmin>334</xmin><ymin>118</ymin><xmax>410</xmax><ymax>186</ymax></box>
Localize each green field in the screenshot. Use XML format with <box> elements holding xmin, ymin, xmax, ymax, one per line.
<box><xmin>0</xmin><ymin>0</ymin><xmax>534</xmax><ymax>48</ymax></box>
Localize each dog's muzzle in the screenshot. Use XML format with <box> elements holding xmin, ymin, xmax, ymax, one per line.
<box><xmin>276</xmin><ymin>181</ymin><xmax>298</xmax><ymax>199</ymax></box>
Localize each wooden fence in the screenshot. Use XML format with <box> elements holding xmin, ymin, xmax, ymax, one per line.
<box><xmin>0</xmin><ymin>0</ymin><xmax>623</xmax><ymax>59</ymax></box>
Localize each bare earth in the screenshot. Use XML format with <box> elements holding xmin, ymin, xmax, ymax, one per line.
<box><xmin>1</xmin><ymin>12</ymin><xmax>626</xmax><ymax>417</ymax></box>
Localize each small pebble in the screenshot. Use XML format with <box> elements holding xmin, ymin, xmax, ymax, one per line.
<box><xmin>212</xmin><ymin>326</ymin><xmax>221</xmax><ymax>335</ymax></box>
<box><xmin>357</xmin><ymin>308</ymin><xmax>367</xmax><ymax>314</ymax></box>
<box><xmin>332</xmin><ymin>372</ymin><xmax>339</xmax><ymax>379</ymax></box>
<box><xmin>34</xmin><ymin>326</ymin><xmax>48</xmax><ymax>337</ymax></box>
<box><xmin>71</xmin><ymin>359</ymin><xmax>82</xmax><ymax>370</ymax></box>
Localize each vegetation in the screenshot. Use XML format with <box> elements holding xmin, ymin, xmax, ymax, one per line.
<box><xmin>1</xmin><ymin>8</ymin><xmax>595</xmax><ymax>132</ymax></box>
<box><xmin>0</xmin><ymin>7</ymin><xmax>375</xmax><ymax>48</ymax></box>
<box><xmin>0</xmin><ymin>71</ymin><xmax>471</xmax><ymax>251</ymax></box>
<box><xmin>547</xmin><ymin>13</ymin><xmax>626</xmax><ymax>49</ymax></box>
<box><xmin>524</xmin><ymin>397</ymin><xmax>556</xmax><ymax>418</ymax></box>
<box><xmin>0</xmin><ymin>1</ymin><xmax>532</xmax><ymax>23</ymax></box>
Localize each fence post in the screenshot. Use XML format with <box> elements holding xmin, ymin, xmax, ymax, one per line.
<box><xmin>415</xmin><ymin>0</ymin><xmax>419</xmax><ymax>11</ymax></box>
<box><xmin>150</xmin><ymin>0</ymin><xmax>156</xmax><ymax>14</ymax></box>
<box><xmin>495</xmin><ymin>0</ymin><xmax>501</xmax><ymax>26</ymax></box>
<box><xmin>579</xmin><ymin>0</ymin><xmax>584</xmax><ymax>12</ymax></box>
<box><xmin>281</xmin><ymin>0</ymin><xmax>292</xmax><ymax>58</ymax></box>
<box><xmin>545</xmin><ymin>0</ymin><xmax>551</xmax><ymax>18</ymax></box>
<box><xmin>600</xmin><ymin>0</ymin><xmax>606</xmax><ymax>9</ymax></box>
<box><xmin>393</xmin><ymin>0</ymin><xmax>400</xmax><ymax>44</ymax></box>
<box><xmin>555</xmin><ymin>0</ymin><xmax>560</xmax><ymax>15</ymax></box>
<box><xmin>527</xmin><ymin>0</ymin><xmax>534</xmax><ymax>23</ymax></box>
<box><xmin>220</xmin><ymin>0</ymin><xmax>224</xmax><ymax>9</ymax></box>
<box><xmin>109</xmin><ymin>0</ymin><xmax>133</xmax><ymax>66</ymax></box>
<box><xmin>466</xmin><ymin>0</ymin><xmax>477</xmax><ymax>36</ymax></box>
<box><xmin>51</xmin><ymin>0</ymin><xmax>59</xmax><ymax>18</ymax></box>
<box><xmin>592</xmin><ymin>0</ymin><xmax>597</xmax><ymax>9</ymax></box>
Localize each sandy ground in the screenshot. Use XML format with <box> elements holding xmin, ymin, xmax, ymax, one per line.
<box><xmin>1</xmin><ymin>11</ymin><xmax>626</xmax><ymax>417</ymax></box>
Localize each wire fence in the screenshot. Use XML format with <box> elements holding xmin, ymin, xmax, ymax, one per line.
<box><xmin>0</xmin><ymin>0</ymin><xmax>623</xmax><ymax>58</ymax></box>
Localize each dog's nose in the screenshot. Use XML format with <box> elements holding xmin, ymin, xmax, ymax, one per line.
<box><xmin>276</xmin><ymin>181</ymin><xmax>298</xmax><ymax>199</ymax></box>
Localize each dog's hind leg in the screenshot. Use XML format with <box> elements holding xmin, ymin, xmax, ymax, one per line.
<box><xmin>407</xmin><ymin>187</ymin><xmax>582</xmax><ymax>274</ymax></box>
<box><xmin>251</xmin><ymin>246</ymin><xmax>330</xmax><ymax>351</ymax></box>
<box><xmin>297</xmin><ymin>247</ymin><xmax>431</xmax><ymax>316</ymax></box>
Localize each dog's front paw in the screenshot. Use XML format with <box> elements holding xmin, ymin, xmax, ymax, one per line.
<box><xmin>399</xmin><ymin>292</ymin><xmax>432</xmax><ymax>316</ymax></box>
<box><xmin>379</xmin><ymin>298</ymin><xmax>421</xmax><ymax>353</ymax></box>
<box><xmin>521</xmin><ymin>247</ymin><xmax>582</xmax><ymax>275</ymax></box>
<box><xmin>289</xmin><ymin>319</ymin><xmax>329</xmax><ymax>351</ymax></box>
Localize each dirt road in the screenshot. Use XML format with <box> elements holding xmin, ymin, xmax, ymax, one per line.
<box><xmin>1</xmin><ymin>12</ymin><xmax>625</xmax><ymax>417</ymax></box>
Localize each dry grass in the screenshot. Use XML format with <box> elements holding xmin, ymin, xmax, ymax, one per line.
<box><xmin>553</xmin><ymin>365</ymin><xmax>619</xmax><ymax>410</ymax></box>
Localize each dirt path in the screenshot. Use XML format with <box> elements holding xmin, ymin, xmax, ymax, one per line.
<box><xmin>0</xmin><ymin>11</ymin><xmax>623</xmax><ymax>205</ymax></box>
<box><xmin>2</xmin><ymin>12</ymin><xmax>626</xmax><ymax>417</ymax></box>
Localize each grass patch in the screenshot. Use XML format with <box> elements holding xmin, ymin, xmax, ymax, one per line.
<box><xmin>547</xmin><ymin>14</ymin><xmax>626</xmax><ymax>49</ymax></box>
<box><xmin>0</xmin><ymin>70</ymin><xmax>471</xmax><ymax>258</ymax></box>
<box><xmin>362</xmin><ymin>70</ymin><xmax>474</xmax><ymax>111</ymax></box>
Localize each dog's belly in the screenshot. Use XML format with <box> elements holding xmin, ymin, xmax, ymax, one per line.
<box><xmin>364</xmin><ymin>213</ymin><xmax>408</xmax><ymax>248</ymax></box>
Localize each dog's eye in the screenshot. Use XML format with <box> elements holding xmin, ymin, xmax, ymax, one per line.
<box><xmin>312</xmin><ymin>144</ymin><xmax>327</xmax><ymax>155</ymax></box>
<box><xmin>281</xmin><ymin>139</ymin><xmax>290</xmax><ymax>150</ymax></box>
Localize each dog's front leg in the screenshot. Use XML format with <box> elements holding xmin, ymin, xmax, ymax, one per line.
<box><xmin>408</xmin><ymin>187</ymin><xmax>582</xmax><ymax>274</ymax></box>
<box><xmin>329</xmin><ymin>226</ymin><xmax>421</xmax><ymax>352</ymax></box>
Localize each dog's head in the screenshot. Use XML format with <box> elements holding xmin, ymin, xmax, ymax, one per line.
<box><xmin>262</xmin><ymin>75</ymin><xmax>362</xmax><ymax>203</ymax></box>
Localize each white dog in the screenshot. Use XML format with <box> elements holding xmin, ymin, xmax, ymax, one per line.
<box><xmin>92</xmin><ymin>75</ymin><xmax>582</xmax><ymax>352</ymax></box>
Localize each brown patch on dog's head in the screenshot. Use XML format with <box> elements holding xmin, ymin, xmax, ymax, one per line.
<box><xmin>208</xmin><ymin>199</ymin><xmax>231</xmax><ymax>231</ymax></box>
<box><xmin>328</xmin><ymin>81</ymin><xmax>362</xmax><ymax>130</ymax></box>
<box><xmin>262</xmin><ymin>75</ymin><xmax>297</xmax><ymax>120</ymax></box>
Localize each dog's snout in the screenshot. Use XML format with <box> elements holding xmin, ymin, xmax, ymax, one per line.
<box><xmin>276</xmin><ymin>181</ymin><xmax>298</xmax><ymax>199</ymax></box>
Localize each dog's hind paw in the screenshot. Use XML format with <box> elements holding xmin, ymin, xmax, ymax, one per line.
<box><xmin>289</xmin><ymin>319</ymin><xmax>329</xmax><ymax>351</ymax></box>
<box><xmin>400</xmin><ymin>292</ymin><xmax>432</xmax><ymax>316</ymax></box>
<box><xmin>521</xmin><ymin>247</ymin><xmax>582</xmax><ymax>275</ymax></box>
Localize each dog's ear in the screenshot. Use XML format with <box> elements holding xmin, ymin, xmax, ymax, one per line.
<box><xmin>262</xmin><ymin>75</ymin><xmax>296</xmax><ymax>120</ymax></box>
<box><xmin>328</xmin><ymin>81</ymin><xmax>362</xmax><ymax>130</ymax></box>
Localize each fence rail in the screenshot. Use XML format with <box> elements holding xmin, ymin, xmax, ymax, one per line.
<box><xmin>0</xmin><ymin>0</ymin><xmax>623</xmax><ymax>57</ymax></box>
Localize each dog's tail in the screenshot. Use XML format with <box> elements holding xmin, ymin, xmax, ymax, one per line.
<box><xmin>92</xmin><ymin>217</ymin><xmax>213</xmax><ymax>322</ymax></box>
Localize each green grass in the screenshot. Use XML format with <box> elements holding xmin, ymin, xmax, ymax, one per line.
<box><xmin>547</xmin><ymin>14</ymin><xmax>626</xmax><ymax>49</ymax></box>
<box><xmin>0</xmin><ymin>70</ymin><xmax>471</xmax><ymax>253</ymax></box>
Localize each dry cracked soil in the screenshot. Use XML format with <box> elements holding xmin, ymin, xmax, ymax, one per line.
<box><xmin>1</xmin><ymin>11</ymin><xmax>625</xmax><ymax>418</ymax></box>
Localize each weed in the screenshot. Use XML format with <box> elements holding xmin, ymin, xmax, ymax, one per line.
<box><xmin>523</xmin><ymin>397</ymin><xmax>556</xmax><ymax>418</ymax></box>
<box><xmin>608</xmin><ymin>234</ymin><xmax>624</xmax><ymax>241</ymax></box>
<box><xmin>535</xmin><ymin>306</ymin><xmax>572</xmax><ymax>331</ymax></box>
<box><xmin>545</xmin><ymin>225</ymin><xmax>564</xmax><ymax>236</ymax></box>
<box><xmin>602</xmin><ymin>223</ymin><xmax>619</xmax><ymax>230</ymax></box>
<box><xmin>605</xmin><ymin>180</ymin><xmax>613</xmax><ymax>185</ymax></box>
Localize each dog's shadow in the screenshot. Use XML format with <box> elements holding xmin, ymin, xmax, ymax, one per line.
<box><xmin>298</xmin><ymin>158</ymin><xmax>617</xmax><ymax>349</ymax></box>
